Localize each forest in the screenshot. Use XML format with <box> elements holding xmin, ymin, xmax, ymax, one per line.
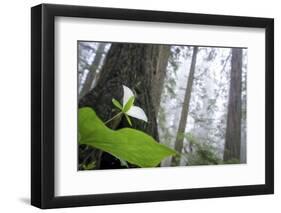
<box><xmin>78</xmin><ymin>41</ymin><xmax>247</xmax><ymax>170</ymax></box>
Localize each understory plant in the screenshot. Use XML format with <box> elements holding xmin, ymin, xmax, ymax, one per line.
<box><xmin>79</xmin><ymin>85</ymin><xmax>177</xmax><ymax>169</ymax></box>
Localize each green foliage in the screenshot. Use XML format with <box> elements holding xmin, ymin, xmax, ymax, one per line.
<box><xmin>82</xmin><ymin>161</ymin><xmax>96</xmax><ymax>170</ymax></box>
<box><xmin>193</xmin><ymin>146</ymin><xmax>221</xmax><ymax>165</ymax></box>
<box><xmin>124</xmin><ymin>113</ymin><xmax>132</xmax><ymax>126</ymax></box>
<box><xmin>110</xmin><ymin>97</ymin><xmax>133</xmax><ymax>126</ymax></box>
<box><xmin>111</xmin><ymin>96</ymin><xmax>139</xmax><ymax>126</ymax></box>
<box><xmin>112</xmin><ymin>98</ymin><xmax>123</xmax><ymax>110</ymax></box>
<box><xmin>186</xmin><ymin>133</ymin><xmax>197</xmax><ymax>145</ymax></box>
<box><xmin>79</xmin><ymin>107</ymin><xmax>176</xmax><ymax>168</ymax></box>
<box><xmin>123</xmin><ymin>96</ymin><xmax>135</xmax><ymax>112</ymax></box>
<box><xmin>184</xmin><ymin>134</ymin><xmax>221</xmax><ymax>166</ymax></box>
<box><xmin>224</xmin><ymin>158</ymin><xmax>240</xmax><ymax>164</ymax></box>
<box><xmin>175</xmin><ymin>132</ymin><xmax>197</xmax><ymax>146</ymax></box>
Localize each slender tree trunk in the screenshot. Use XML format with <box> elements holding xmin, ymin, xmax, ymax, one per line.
<box><xmin>171</xmin><ymin>47</ymin><xmax>198</xmax><ymax>166</ymax></box>
<box><xmin>223</xmin><ymin>48</ymin><xmax>242</xmax><ymax>162</ymax></box>
<box><xmin>79</xmin><ymin>43</ymin><xmax>167</xmax><ymax>169</ymax></box>
<box><xmin>79</xmin><ymin>43</ymin><xmax>107</xmax><ymax>100</ymax></box>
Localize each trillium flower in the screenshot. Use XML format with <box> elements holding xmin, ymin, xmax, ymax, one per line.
<box><xmin>112</xmin><ymin>85</ymin><xmax>148</xmax><ymax>126</ymax></box>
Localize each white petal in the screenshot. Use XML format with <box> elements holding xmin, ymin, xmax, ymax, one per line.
<box><xmin>122</xmin><ymin>85</ymin><xmax>134</xmax><ymax>106</ymax></box>
<box><xmin>126</xmin><ymin>106</ymin><xmax>148</xmax><ymax>122</ymax></box>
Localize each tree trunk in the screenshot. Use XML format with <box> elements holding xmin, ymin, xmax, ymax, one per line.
<box><xmin>151</xmin><ymin>45</ymin><xmax>171</xmax><ymax>115</ymax></box>
<box><xmin>223</xmin><ymin>48</ymin><xmax>242</xmax><ymax>162</ymax></box>
<box><xmin>79</xmin><ymin>43</ymin><xmax>166</xmax><ymax>169</ymax></box>
<box><xmin>171</xmin><ymin>47</ymin><xmax>198</xmax><ymax>166</ymax></box>
<box><xmin>79</xmin><ymin>43</ymin><xmax>107</xmax><ymax>100</ymax></box>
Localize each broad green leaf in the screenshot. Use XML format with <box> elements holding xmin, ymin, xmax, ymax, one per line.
<box><xmin>123</xmin><ymin>96</ymin><xmax>135</xmax><ymax>112</ymax></box>
<box><xmin>124</xmin><ymin>113</ymin><xmax>132</xmax><ymax>126</ymax></box>
<box><xmin>112</xmin><ymin>98</ymin><xmax>123</xmax><ymax>110</ymax></box>
<box><xmin>79</xmin><ymin>107</ymin><xmax>176</xmax><ymax>168</ymax></box>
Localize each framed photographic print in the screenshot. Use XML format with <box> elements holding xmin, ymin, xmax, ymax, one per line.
<box><xmin>31</xmin><ymin>3</ymin><xmax>274</xmax><ymax>209</ymax></box>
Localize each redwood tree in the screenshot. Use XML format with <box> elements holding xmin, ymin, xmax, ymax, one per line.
<box><xmin>223</xmin><ymin>48</ymin><xmax>243</xmax><ymax>162</ymax></box>
<box><xmin>79</xmin><ymin>43</ymin><xmax>170</xmax><ymax>169</ymax></box>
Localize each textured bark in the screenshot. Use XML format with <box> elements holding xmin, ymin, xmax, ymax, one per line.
<box><xmin>171</xmin><ymin>47</ymin><xmax>198</xmax><ymax>166</ymax></box>
<box><xmin>151</xmin><ymin>45</ymin><xmax>171</xmax><ymax>115</ymax></box>
<box><xmin>79</xmin><ymin>43</ymin><xmax>165</xmax><ymax>169</ymax></box>
<box><xmin>79</xmin><ymin>43</ymin><xmax>106</xmax><ymax>100</ymax></box>
<box><xmin>240</xmin><ymin>121</ymin><xmax>247</xmax><ymax>163</ymax></box>
<box><xmin>223</xmin><ymin>48</ymin><xmax>242</xmax><ymax>162</ymax></box>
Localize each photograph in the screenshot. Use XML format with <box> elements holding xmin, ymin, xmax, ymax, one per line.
<box><xmin>77</xmin><ymin>41</ymin><xmax>248</xmax><ymax>170</ymax></box>
<box><xmin>30</xmin><ymin>3</ymin><xmax>274</xmax><ymax>208</ymax></box>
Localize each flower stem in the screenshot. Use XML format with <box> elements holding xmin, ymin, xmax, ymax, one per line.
<box><xmin>104</xmin><ymin>112</ymin><xmax>123</xmax><ymax>125</ymax></box>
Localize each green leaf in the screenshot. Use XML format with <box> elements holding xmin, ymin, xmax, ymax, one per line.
<box><xmin>112</xmin><ymin>98</ymin><xmax>123</xmax><ymax>110</ymax></box>
<box><xmin>82</xmin><ymin>161</ymin><xmax>96</xmax><ymax>170</ymax></box>
<box><xmin>123</xmin><ymin>96</ymin><xmax>135</xmax><ymax>112</ymax></box>
<box><xmin>124</xmin><ymin>113</ymin><xmax>132</xmax><ymax>126</ymax></box>
<box><xmin>79</xmin><ymin>107</ymin><xmax>176</xmax><ymax>168</ymax></box>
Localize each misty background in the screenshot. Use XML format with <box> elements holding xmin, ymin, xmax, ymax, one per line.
<box><xmin>78</xmin><ymin>42</ymin><xmax>247</xmax><ymax>168</ymax></box>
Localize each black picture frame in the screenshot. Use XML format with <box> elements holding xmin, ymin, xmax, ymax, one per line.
<box><xmin>31</xmin><ymin>3</ymin><xmax>274</xmax><ymax>209</ymax></box>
